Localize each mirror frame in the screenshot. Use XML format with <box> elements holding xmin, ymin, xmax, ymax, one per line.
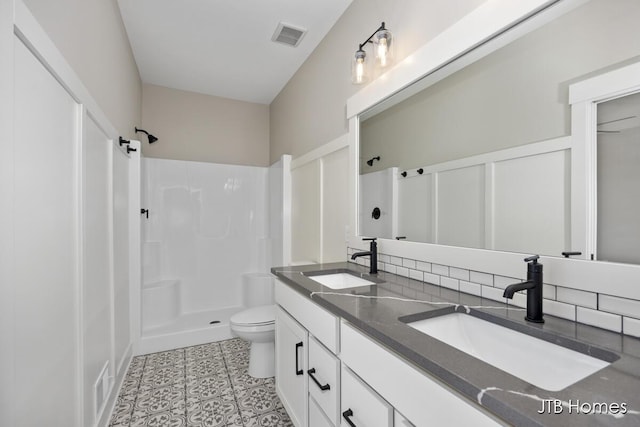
<box><xmin>346</xmin><ymin>0</ymin><xmax>640</xmax><ymax>300</ymax></box>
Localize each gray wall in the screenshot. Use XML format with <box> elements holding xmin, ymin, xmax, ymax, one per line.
<box><xmin>23</xmin><ymin>0</ymin><xmax>142</xmax><ymax>137</ymax></box>
<box><xmin>269</xmin><ymin>0</ymin><xmax>487</xmax><ymax>163</ymax></box>
<box><xmin>142</xmin><ymin>84</ymin><xmax>270</xmax><ymax>166</ymax></box>
<box><xmin>360</xmin><ymin>0</ymin><xmax>640</xmax><ymax>173</ymax></box>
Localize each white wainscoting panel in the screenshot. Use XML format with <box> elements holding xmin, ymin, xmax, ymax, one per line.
<box><xmin>11</xmin><ymin>3</ymin><xmax>138</xmax><ymax>425</ymax></box>
<box><xmin>112</xmin><ymin>144</ymin><xmax>131</xmax><ymax>378</ymax></box>
<box><xmin>322</xmin><ymin>147</ymin><xmax>349</xmax><ymax>262</ymax></box>
<box><xmin>292</xmin><ymin>160</ymin><xmax>321</xmax><ymax>263</ymax></box>
<box><xmin>291</xmin><ymin>135</ymin><xmax>350</xmax><ymax>264</ymax></box>
<box><xmin>398</xmin><ymin>174</ymin><xmax>431</xmax><ymax>243</ymax></box>
<box><xmin>492</xmin><ymin>149</ymin><xmax>570</xmax><ymax>255</ymax></box>
<box><xmin>360</xmin><ymin>168</ymin><xmax>397</xmax><ymax>239</ymax></box>
<box><xmin>437</xmin><ymin>165</ymin><xmax>485</xmax><ymax>249</ymax></box>
<box><xmin>82</xmin><ymin>114</ymin><xmax>114</xmax><ymax>426</ymax></box>
<box><xmin>14</xmin><ymin>34</ymin><xmax>81</xmax><ymax>426</ymax></box>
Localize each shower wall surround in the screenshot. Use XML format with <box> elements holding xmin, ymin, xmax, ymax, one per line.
<box><xmin>143</xmin><ymin>158</ymin><xmax>269</xmax><ymax>318</ymax></box>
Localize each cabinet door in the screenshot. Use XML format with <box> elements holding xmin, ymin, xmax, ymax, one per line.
<box><xmin>308</xmin><ymin>337</ymin><xmax>340</xmax><ymax>425</ymax></box>
<box><xmin>341</xmin><ymin>366</ymin><xmax>392</xmax><ymax>427</ymax></box>
<box><xmin>394</xmin><ymin>410</ymin><xmax>415</xmax><ymax>427</ymax></box>
<box><xmin>309</xmin><ymin>397</ymin><xmax>334</xmax><ymax>427</ymax></box>
<box><xmin>276</xmin><ymin>306</ymin><xmax>308</xmax><ymax>427</ymax></box>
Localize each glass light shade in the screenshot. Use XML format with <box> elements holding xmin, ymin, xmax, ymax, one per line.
<box><xmin>373</xmin><ymin>29</ymin><xmax>393</xmax><ymax>68</ymax></box>
<box><xmin>352</xmin><ymin>49</ymin><xmax>368</xmax><ymax>85</ymax></box>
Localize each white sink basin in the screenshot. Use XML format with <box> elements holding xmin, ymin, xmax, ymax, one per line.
<box><xmin>406</xmin><ymin>313</ymin><xmax>611</xmax><ymax>391</ymax></box>
<box><xmin>306</xmin><ymin>272</ymin><xmax>376</xmax><ymax>290</ymax></box>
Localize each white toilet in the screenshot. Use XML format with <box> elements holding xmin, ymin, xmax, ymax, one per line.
<box><xmin>230</xmin><ymin>273</ymin><xmax>276</xmax><ymax>378</ymax></box>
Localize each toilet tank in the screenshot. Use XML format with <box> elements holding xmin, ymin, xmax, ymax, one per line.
<box><xmin>242</xmin><ymin>273</ymin><xmax>275</xmax><ymax>307</ymax></box>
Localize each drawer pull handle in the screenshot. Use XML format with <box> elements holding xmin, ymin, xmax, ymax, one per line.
<box><xmin>342</xmin><ymin>409</ymin><xmax>356</xmax><ymax>427</ymax></box>
<box><xmin>307</xmin><ymin>368</ymin><xmax>330</xmax><ymax>391</ymax></box>
<box><xmin>295</xmin><ymin>341</ymin><xmax>303</xmax><ymax>375</ymax></box>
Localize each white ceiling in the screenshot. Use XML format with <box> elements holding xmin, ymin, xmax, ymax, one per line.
<box><xmin>117</xmin><ymin>0</ymin><xmax>353</xmax><ymax>105</ymax></box>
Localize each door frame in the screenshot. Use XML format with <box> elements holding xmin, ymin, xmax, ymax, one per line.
<box><xmin>569</xmin><ymin>60</ymin><xmax>640</xmax><ymax>261</ymax></box>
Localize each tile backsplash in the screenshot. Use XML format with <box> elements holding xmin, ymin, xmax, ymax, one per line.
<box><xmin>347</xmin><ymin>247</ymin><xmax>640</xmax><ymax>338</ymax></box>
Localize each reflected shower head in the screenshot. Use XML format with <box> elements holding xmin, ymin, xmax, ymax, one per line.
<box><xmin>135</xmin><ymin>127</ymin><xmax>158</xmax><ymax>144</ymax></box>
<box><xmin>366</xmin><ymin>156</ymin><xmax>380</xmax><ymax>166</ymax></box>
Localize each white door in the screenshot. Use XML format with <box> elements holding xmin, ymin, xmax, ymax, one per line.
<box><xmin>275</xmin><ymin>306</ymin><xmax>308</xmax><ymax>427</ymax></box>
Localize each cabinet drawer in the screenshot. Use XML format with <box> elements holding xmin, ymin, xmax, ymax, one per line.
<box><xmin>394</xmin><ymin>410</ymin><xmax>414</xmax><ymax>427</ymax></box>
<box><xmin>340</xmin><ymin>321</ymin><xmax>503</xmax><ymax>427</ymax></box>
<box><xmin>275</xmin><ymin>279</ymin><xmax>339</xmax><ymax>353</ymax></box>
<box><xmin>309</xmin><ymin>396</ymin><xmax>334</xmax><ymax>427</ymax></box>
<box><xmin>341</xmin><ymin>365</ymin><xmax>392</xmax><ymax>427</ymax></box>
<box><xmin>308</xmin><ymin>337</ymin><xmax>340</xmax><ymax>425</ymax></box>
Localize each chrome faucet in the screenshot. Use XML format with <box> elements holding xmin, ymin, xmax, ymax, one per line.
<box><xmin>351</xmin><ymin>237</ymin><xmax>378</xmax><ymax>274</ymax></box>
<box><xmin>503</xmin><ymin>255</ymin><xmax>544</xmax><ymax>323</ymax></box>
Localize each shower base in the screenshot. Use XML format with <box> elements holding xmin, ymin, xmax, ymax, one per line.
<box><xmin>139</xmin><ymin>306</ymin><xmax>240</xmax><ymax>355</ymax></box>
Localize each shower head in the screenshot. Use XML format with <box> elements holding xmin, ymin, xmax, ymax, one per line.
<box><xmin>366</xmin><ymin>156</ymin><xmax>380</xmax><ymax>166</ymax></box>
<box><xmin>135</xmin><ymin>127</ymin><xmax>158</xmax><ymax>144</ymax></box>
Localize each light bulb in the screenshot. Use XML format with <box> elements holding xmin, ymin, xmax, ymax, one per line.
<box><xmin>374</xmin><ymin>29</ymin><xmax>392</xmax><ymax>68</ymax></box>
<box><xmin>377</xmin><ymin>36</ymin><xmax>388</xmax><ymax>67</ymax></box>
<box><xmin>352</xmin><ymin>49</ymin><xmax>368</xmax><ymax>84</ymax></box>
<box><xmin>355</xmin><ymin>57</ymin><xmax>365</xmax><ymax>83</ymax></box>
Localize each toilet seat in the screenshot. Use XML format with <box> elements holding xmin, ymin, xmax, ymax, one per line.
<box><xmin>230</xmin><ymin>304</ymin><xmax>275</xmax><ymax>327</ymax></box>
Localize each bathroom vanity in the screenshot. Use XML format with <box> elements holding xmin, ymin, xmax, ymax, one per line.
<box><xmin>272</xmin><ymin>262</ymin><xmax>640</xmax><ymax>427</ymax></box>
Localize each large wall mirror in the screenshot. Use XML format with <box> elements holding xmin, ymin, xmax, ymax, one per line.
<box><xmin>358</xmin><ymin>0</ymin><xmax>640</xmax><ymax>263</ymax></box>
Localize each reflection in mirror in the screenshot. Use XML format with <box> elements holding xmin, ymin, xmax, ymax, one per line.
<box><xmin>358</xmin><ymin>0</ymin><xmax>640</xmax><ymax>258</ymax></box>
<box><xmin>597</xmin><ymin>91</ymin><xmax>640</xmax><ymax>264</ymax></box>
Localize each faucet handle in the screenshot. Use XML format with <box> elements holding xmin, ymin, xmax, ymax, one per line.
<box><xmin>362</xmin><ymin>237</ymin><xmax>377</xmax><ymax>241</ymax></box>
<box><xmin>524</xmin><ymin>255</ymin><xmax>540</xmax><ymax>264</ymax></box>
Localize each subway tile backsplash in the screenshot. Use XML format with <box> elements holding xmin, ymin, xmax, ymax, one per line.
<box><xmin>459</xmin><ymin>280</ymin><xmax>481</xmax><ymax>297</ymax></box>
<box><xmin>440</xmin><ymin>276</ymin><xmax>460</xmax><ymax>291</ymax></box>
<box><xmin>557</xmin><ymin>287</ymin><xmax>598</xmax><ymax>309</ymax></box>
<box><xmin>432</xmin><ymin>264</ymin><xmax>449</xmax><ymax>276</ymax></box>
<box><xmin>449</xmin><ymin>267</ymin><xmax>470</xmax><ymax>281</ymax></box>
<box><xmin>577</xmin><ymin>307</ymin><xmax>622</xmax><ymax>333</ymax></box>
<box><xmin>470</xmin><ymin>271</ymin><xmax>493</xmax><ymax>287</ymax></box>
<box><xmin>348</xmin><ymin>248</ymin><xmax>640</xmax><ymax>337</ymax></box>
<box><xmin>599</xmin><ymin>294</ymin><xmax>640</xmax><ymax>319</ymax></box>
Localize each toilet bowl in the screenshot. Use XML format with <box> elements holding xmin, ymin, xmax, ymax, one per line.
<box><xmin>230</xmin><ymin>304</ymin><xmax>275</xmax><ymax>378</ymax></box>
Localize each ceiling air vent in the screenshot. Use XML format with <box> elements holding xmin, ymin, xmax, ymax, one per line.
<box><xmin>272</xmin><ymin>22</ymin><xmax>307</xmax><ymax>47</ymax></box>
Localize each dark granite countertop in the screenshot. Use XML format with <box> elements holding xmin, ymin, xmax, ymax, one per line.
<box><xmin>272</xmin><ymin>262</ymin><xmax>640</xmax><ymax>427</ymax></box>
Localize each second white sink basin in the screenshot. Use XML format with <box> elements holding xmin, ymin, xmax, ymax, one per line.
<box><xmin>306</xmin><ymin>272</ymin><xmax>376</xmax><ymax>289</ymax></box>
<box><xmin>406</xmin><ymin>312</ymin><xmax>611</xmax><ymax>391</ymax></box>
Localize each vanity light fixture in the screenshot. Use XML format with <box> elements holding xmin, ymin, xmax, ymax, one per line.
<box><xmin>352</xmin><ymin>22</ymin><xmax>393</xmax><ymax>85</ymax></box>
<box><xmin>366</xmin><ymin>156</ymin><xmax>381</xmax><ymax>166</ymax></box>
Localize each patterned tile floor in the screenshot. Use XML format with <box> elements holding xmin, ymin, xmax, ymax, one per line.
<box><xmin>109</xmin><ymin>338</ymin><xmax>293</xmax><ymax>427</ymax></box>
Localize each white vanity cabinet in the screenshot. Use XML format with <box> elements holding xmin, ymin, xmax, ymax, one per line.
<box><xmin>340</xmin><ymin>321</ymin><xmax>505</xmax><ymax>427</ymax></box>
<box><xmin>275</xmin><ymin>279</ymin><xmax>341</xmax><ymax>427</ymax></box>
<box><xmin>394</xmin><ymin>411</ymin><xmax>415</xmax><ymax>427</ymax></box>
<box><xmin>310</xmin><ymin>396</ymin><xmax>335</xmax><ymax>427</ymax></box>
<box><xmin>341</xmin><ymin>365</ymin><xmax>393</xmax><ymax>427</ymax></box>
<box><xmin>275</xmin><ymin>278</ymin><xmax>505</xmax><ymax>427</ymax></box>
<box><xmin>275</xmin><ymin>305</ymin><xmax>308</xmax><ymax>427</ymax></box>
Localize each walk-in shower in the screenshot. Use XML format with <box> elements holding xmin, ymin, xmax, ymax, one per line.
<box><xmin>139</xmin><ymin>156</ymin><xmax>289</xmax><ymax>354</ymax></box>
